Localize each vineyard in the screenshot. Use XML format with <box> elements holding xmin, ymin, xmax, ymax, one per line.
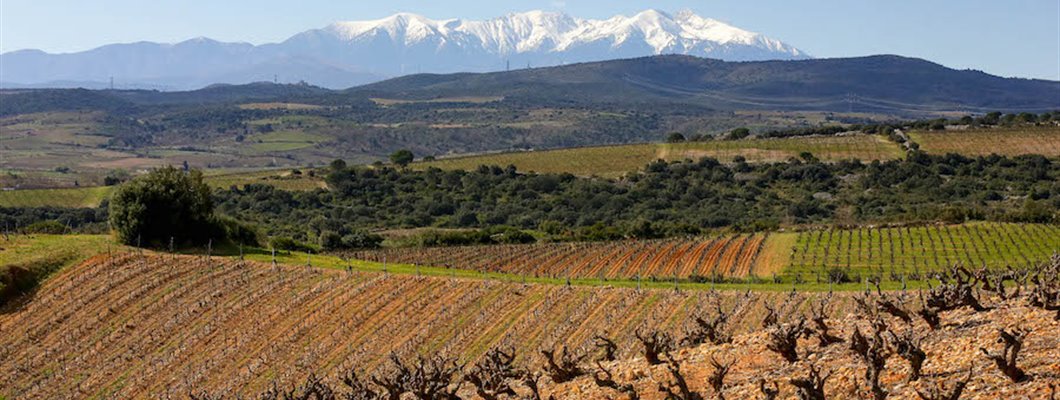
<box><xmin>2</xmin><ymin>251</ymin><xmax>1058</xmax><ymax>398</ymax></box>
<box><xmin>0</xmin><ymin>253</ymin><xmax>786</xmax><ymax>398</ymax></box>
<box><xmin>907</xmin><ymin>126</ymin><xmax>1060</xmax><ymax>157</ymax></box>
<box><xmin>787</xmin><ymin>222</ymin><xmax>1060</xmax><ymax>283</ymax></box>
<box><xmin>352</xmin><ymin>233</ymin><xmax>786</xmax><ymax>281</ymax></box>
<box><xmin>348</xmin><ymin>223</ymin><xmax>1059</xmax><ymax>287</ymax></box>
<box><xmin>417</xmin><ymin>134</ymin><xmax>903</xmax><ymax>178</ymax></box>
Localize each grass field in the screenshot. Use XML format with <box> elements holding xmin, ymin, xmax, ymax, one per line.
<box><xmin>0</xmin><ymin>234</ymin><xmax>115</xmax><ymax>304</ymax></box>
<box><xmin>908</xmin><ymin>126</ymin><xmax>1060</xmax><ymax>157</ymax></box>
<box><xmin>785</xmin><ymin>222</ymin><xmax>1060</xmax><ymax>283</ymax></box>
<box><xmin>0</xmin><ymin>186</ymin><xmax>112</xmax><ymax>208</ymax></box>
<box><xmin>0</xmin><ymin>234</ymin><xmax>113</xmax><ymax>267</ymax></box>
<box><xmin>418</xmin><ymin>134</ymin><xmax>903</xmax><ymax>177</ymax></box>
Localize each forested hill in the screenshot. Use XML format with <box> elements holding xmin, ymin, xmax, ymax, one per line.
<box><xmin>354</xmin><ymin>55</ymin><xmax>1060</xmax><ymax>112</ymax></box>
<box><xmin>4</xmin><ymin>55</ymin><xmax>1058</xmax><ymax>115</ymax></box>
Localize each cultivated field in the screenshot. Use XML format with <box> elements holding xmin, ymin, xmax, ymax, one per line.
<box><xmin>0</xmin><ymin>169</ymin><xmax>324</xmax><ymax>208</ymax></box>
<box><xmin>202</xmin><ymin>169</ymin><xmax>327</xmax><ymax>191</ymax></box>
<box><xmin>659</xmin><ymin>134</ymin><xmax>903</xmax><ymax>164</ymax></box>
<box><xmin>786</xmin><ymin>222</ymin><xmax>1060</xmax><ymax>282</ymax></box>
<box><xmin>908</xmin><ymin>126</ymin><xmax>1060</xmax><ymax>157</ymax></box>
<box><xmin>237</xmin><ymin>102</ymin><xmax>324</xmax><ymax>110</ymax></box>
<box><xmin>418</xmin><ymin>134</ymin><xmax>902</xmax><ymax>177</ymax></box>
<box><xmin>0</xmin><ymin>186</ymin><xmax>112</xmax><ymax>208</ymax></box>
<box><xmin>1</xmin><ymin>252</ymin><xmax>1057</xmax><ymax>399</ymax></box>
<box><xmin>354</xmin><ymin>234</ymin><xmax>783</xmax><ymax>280</ymax></box>
<box><xmin>417</xmin><ymin>144</ymin><xmax>657</xmax><ymax>178</ymax></box>
<box><xmin>0</xmin><ymin>253</ymin><xmax>779</xmax><ymax>398</ymax></box>
<box><xmin>350</xmin><ymin>223</ymin><xmax>1057</xmax><ymax>287</ymax></box>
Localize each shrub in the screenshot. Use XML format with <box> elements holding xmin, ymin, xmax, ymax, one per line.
<box><xmin>269</xmin><ymin>236</ymin><xmax>317</xmax><ymax>253</ymax></box>
<box><xmin>827</xmin><ymin>267</ymin><xmax>855</xmax><ymax>283</ymax></box>
<box><xmin>390</xmin><ymin>149</ymin><xmax>414</xmax><ymax>167</ymax></box>
<box><xmin>341</xmin><ymin>230</ymin><xmax>384</xmax><ymax>249</ymax></box>
<box><xmin>727</xmin><ymin>127</ymin><xmax>750</xmax><ymax>140</ymax></box>
<box><xmin>109</xmin><ymin>166</ymin><xmax>219</xmax><ymax>247</ymax></box>
<box><xmin>215</xmin><ymin>216</ymin><xmax>262</xmax><ymax>246</ymax></box>
<box><xmin>24</xmin><ymin>220</ymin><xmax>67</xmax><ymax>234</ymax></box>
<box><xmin>319</xmin><ymin>230</ymin><xmax>343</xmax><ymax>251</ymax></box>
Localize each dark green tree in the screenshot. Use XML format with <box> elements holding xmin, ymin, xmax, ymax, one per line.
<box><xmin>389</xmin><ymin>149</ymin><xmax>415</xmax><ymax>168</ymax></box>
<box><xmin>666</xmin><ymin>132</ymin><xmax>686</xmax><ymax>143</ymax></box>
<box><xmin>318</xmin><ymin>230</ymin><xmax>343</xmax><ymax>251</ymax></box>
<box><xmin>329</xmin><ymin>159</ymin><xmax>347</xmax><ymax>171</ymax></box>
<box><xmin>727</xmin><ymin>127</ymin><xmax>750</xmax><ymax>140</ymax></box>
<box><xmin>109</xmin><ymin>166</ymin><xmax>217</xmax><ymax>246</ymax></box>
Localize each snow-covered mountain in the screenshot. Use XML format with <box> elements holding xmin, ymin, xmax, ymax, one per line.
<box><xmin>0</xmin><ymin>10</ymin><xmax>809</xmax><ymax>90</ymax></box>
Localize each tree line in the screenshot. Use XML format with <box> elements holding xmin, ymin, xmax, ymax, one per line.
<box><xmin>213</xmin><ymin>152</ymin><xmax>1058</xmax><ymax>249</ymax></box>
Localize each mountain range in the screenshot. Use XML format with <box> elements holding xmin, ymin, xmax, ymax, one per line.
<box><xmin>0</xmin><ymin>10</ymin><xmax>807</xmax><ymax>90</ymax></box>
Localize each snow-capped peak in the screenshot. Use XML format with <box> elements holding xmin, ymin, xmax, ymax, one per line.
<box><xmin>329</xmin><ymin>13</ymin><xmax>459</xmax><ymax>43</ymax></box>
<box><xmin>322</xmin><ymin>9</ymin><xmax>809</xmax><ymax>59</ymax></box>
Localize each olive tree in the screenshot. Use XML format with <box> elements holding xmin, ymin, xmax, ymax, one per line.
<box><xmin>109</xmin><ymin>166</ymin><xmax>218</xmax><ymax>246</ymax></box>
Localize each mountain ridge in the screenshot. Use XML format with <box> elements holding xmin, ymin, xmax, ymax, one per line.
<box><xmin>350</xmin><ymin>54</ymin><xmax>1060</xmax><ymax>113</ymax></box>
<box><xmin>4</xmin><ymin>54</ymin><xmax>1056</xmax><ymax>115</ymax></box>
<box><xmin>0</xmin><ymin>10</ymin><xmax>806</xmax><ymax>90</ymax></box>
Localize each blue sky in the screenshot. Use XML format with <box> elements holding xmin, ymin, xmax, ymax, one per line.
<box><xmin>2</xmin><ymin>0</ymin><xmax>1058</xmax><ymax>80</ymax></box>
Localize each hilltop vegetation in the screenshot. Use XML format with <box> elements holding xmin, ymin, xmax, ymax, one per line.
<box><xmin>355</xmin><ymin>55</ymin><xmax>1060</xmax><ymax>112</ymax></box>
<box><xmin>213</xmin><ymin>152</ymin><xmax>1058</xmax><ymax>248</ymax></box>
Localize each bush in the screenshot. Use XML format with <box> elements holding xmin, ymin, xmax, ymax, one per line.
<box><xmin>23</xmin><ymin>220</ymin><xmax>67</xmax><ymax>234</ymax></box>
<box><xmin>341</xmin><ymin>230</ymin><xmax>384</xmax><ymax>249</ymax></box>
<box><xmin>269</xmin><ymin>236</ymin><xmax>317</xmax><ymax>253</ymax></box>
<box><xmin>319</xmin><ymin>230</ymin><xmax>343</xmax><ymax>251</ymax></box>
<box><xmin>109</xmin><ymin>166</ymin><xmax>219</xmax><ymax>247</ymax></box>
<box><xmin>727</xmin><ymin>127</ymin><xmax>750</xmax><ymax>140</ymax></box>
<box><xmin>491</xmin><ymin>228</ymin><xmax>536</xmax><ymax>244</ymax></box>
<box><xmin>215</xmin><ymin>216</ymin><xmax>262</xmax><ymax>246</ymax></box>
<box><xmin>390</xmin><ymin>149</ymin><xmax>414</xmax><ymax>167</ymax></box>
<box><xmin>827</xmin><ymin>267</ymin><xmax>855</xmax><ymax>284</ymax></box>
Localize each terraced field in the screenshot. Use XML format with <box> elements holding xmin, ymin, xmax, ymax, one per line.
<box><xmin>786</xmin><ymin>222</ymin><xmax>1060</xmax><ymax>282</ymax></box>
<box><xmin>908</xmin><ymin>126</ymin><xmax>1060</xmax><ymax>157</ymax></box>
<box><xmin>354</xmin><ymin>234</ymin><xmax>786</xmax><ymax>280</ymax></box>
<box><xmin>418</xmin><ymin>134</ymin><xmax>902</xmax><ymax>177</ymax></box>
<box><xmin>0</xmin><ymin>253</ymin><xmax>782</xmax><ymax>398</ymax></box>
